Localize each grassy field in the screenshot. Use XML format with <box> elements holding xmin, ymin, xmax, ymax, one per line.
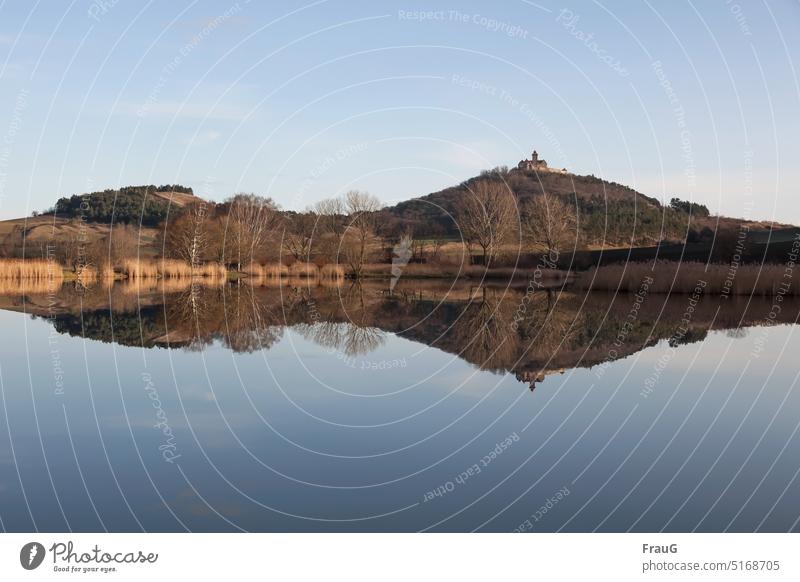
<box><xmin>0</xmin><ymin>215</ymin><xmax>160</xmax><ymax>257</ymax></box>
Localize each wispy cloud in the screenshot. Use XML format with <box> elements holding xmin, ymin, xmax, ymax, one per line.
<box><xmin>183</xmin><ymin>130</ymin><xmax>222</xmax><ymax>146</ymax></box>
<box><xmin>120</xmin><ymin>100</ymin><xmax>253</xmax><ymax>122</ymax></box>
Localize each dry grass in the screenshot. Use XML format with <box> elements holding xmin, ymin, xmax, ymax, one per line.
<box><xmin>576</xmin><ymin>261</ymin><xmax>796</xmax><ymax>296</ymax></box>
<box><xmin>123</xmin><ymin>258</ymin><xmax>160</xmax><ymax>279</ymax></box>
<box><xmin>245</xmin><ymin>275</ymin><xmax>343</xmax><ymax>289</ymax></box>
<box><xmin>99</xmin><ymin>263</ymin><xmax>116</xmax><ymax>280</ymax></box>
<box><xmin>75</xmin><ymin>266</ymin><xmax>98</xmax><ymax>286</ymax></box>
<box><xmin>244</xmin><ymin>262</ymin><xmax>288</xmax><ymax>278</ymax></box>
<box><xmin>123</xmin><ymin>258</ymin><xmax>227</xmax><ymax>280</ymax></box>
<box><xmin>0</xmin><ymin>258</ymin><xmax>64</xmax><ymax>281</ymax></box>
<box><xmin>118</xmin><ymin>276</ymin><xmax>224</xmax><ymax>295</ymax></box>
<box><xmin>245</xmin><ymin>275</ymin><xmax>283</xmax><ymax>287</ymax></box>
<box><xmin>320</xmin><ymin>264</ymin><xmax>345</xmax><ymax>279</ymax></box>
<box><xmin>241</xmin><ymin>263</ymin><xmax>263</xmax><ymax>276</ymax></box>
<box><xmin>289</xmin><ymin>262</ymin><xmax>319</xmax><ymax>278</ymax></box>
<box><xmin>0</xmin><ymin>258</ymin><xmax>64</xmax><ymax>295</ymax></box>
<box><xmin>194</xmin><ymin>262</ymin><xmax>227</xmax><ymax>279</ymax></box>
<box><xmin>0</xmin><ymin>277</ymin><xmax>62</xmax><ymax>295</ymax></box>
<box><xmin>157</xmin><ymin>259</ymin><xmax>194</xmax><ymax>279</ymax></box>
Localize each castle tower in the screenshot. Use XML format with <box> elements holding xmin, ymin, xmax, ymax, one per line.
<box><xmin>517</xmin><ymin>148</ymin><xmax>551</xmax><ymax>171</ymax></box>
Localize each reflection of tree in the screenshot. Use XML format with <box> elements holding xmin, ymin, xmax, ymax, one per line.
<box><xmin>298</xmin><ymin>284</ymin><xmax>384</xmax><ymax>356</ymax></box>
<box><xmin>342</xmin><ymin>324</ymin><xmax>383</xmax><ymax>356</ymax></box>
<box><xmin>221</xmin><ymin>284</ymin><xmax>283</xmax><ymax>353</ymax></box>
<box><xmin>28</xmin><ymin>281</ymin><xmax>799</xmax><ymax>390</ymax></box>
<box><xmin>296</xmin><ymin>321</ymin><xmax>384</xmax><ymax>356</ymax></box>
<box><xmin>296</xmin><ymin>320</ymin><xmax>345</xmax><ymax>350</ymax></box>
<box><xmin>339</xmin><ymin>281</ymin><xmax>385</xmax><ymax>355</ymax></box>
<box><xmin>166</xmin><ymin>283</ymin><xmax>215</xmax><ymax>351</ymax></box>
<box><xmin>450</xmin><ymin>288</ymin><xmax>518</xmax><ymax>371</ymax></box>
<box><xmin>293</xmin><ymin>282</ymin><xmax>385</xmax><ymax>356</ymax></box>
<box><xmin>515</xmin><ymin>291</ymin><xmax>584</xmax><ymax>359</ymax></box>
<box><xmin>725</xmin><ymin>328</ymin><xmax>748</xmax><ymax>339</ymax></box>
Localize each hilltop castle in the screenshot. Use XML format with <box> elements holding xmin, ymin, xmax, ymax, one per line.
<box><xmin>516</xmin><ymin>150</ymin><xmax>568</xmax><ymax>174</ymax></box>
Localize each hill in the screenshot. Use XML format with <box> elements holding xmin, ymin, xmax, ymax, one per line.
<box><xmin>50</xmin><ymin>184</ymin><xmax>200</xmax><ymax>226</ymax></box>
<box><xmin>0</xmin><ymin>185</ymin><xmax>198</xmax><ymax>260</ymax></box>
<box><xmin>387</xmin><ymin>166</ymin><xmax>678</xmax><ymax>246</ymax></box>
<box><xmin>0</xmin><ymin>160</ymin><xmax>792</xmax><ymax>267</ymax></box>
<box><xmin>385</xmin><ymin>157</ymin><xmax>787</xmax><ymax>247</ymax></box>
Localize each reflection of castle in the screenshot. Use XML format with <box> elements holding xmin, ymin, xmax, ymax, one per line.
<box><xmin>516</xmin><ymin>150</ymin><xmax>568</xmax><ymax>174</ymax></box>
<box><xmin>516</xmin><ymin>368</ymin><xmax>566</xmax><ymax>392</ymax></box>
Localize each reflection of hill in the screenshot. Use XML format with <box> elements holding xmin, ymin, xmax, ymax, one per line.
<box><xmin>4</xmin><ymin>280</ymin><xmax>798</xmax><ymax>388</ymax></box>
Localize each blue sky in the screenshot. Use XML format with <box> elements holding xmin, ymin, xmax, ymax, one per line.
<box><xmin>0</xmin><ymin>0</ymin><xmax>798</xmax><ymax>222</ymax></box>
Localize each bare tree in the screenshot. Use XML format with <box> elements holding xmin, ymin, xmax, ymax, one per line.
<box><xmin>60</xmin><ymin>233</ymin><xmax>88</xmax><ymax>273</ymax></box>
<box><xmin>108</xmin><ymin>224</ymin><xmax>139</xmax><ymax>265</ymax></box>
<box><xmin>284</xmin><ymin>211</ymin><xmax>319</xmax><ymax>262</ymax></box>
<box><xmin>226</xmin><ymin>193</ymin><xmax>282</xmax><ymax>270</ymax></box>
<box><xmin>314</xmin><ymin>197</ymin><xmax>346</xmax><ymax>262</ymax></box>
<box><xmin>427</xmin><ymin>222</ymin><xmax>446</xmax><ymax>262</ymax></box>
<box><xmin>456</xmin><ymin>179</ymin><xmax>518</xmax><ymax>265</ymax></box>
<box><xmin>315</xmin><ymin>197</ymin><xmax>345</xmax><ymax>237</ymax></box>
<box><xmin>522</xmin><ymin>192</ymin><xmax>578</xmax><ymax>259</ymax></box>
<box><xmin>342</xmin><ymin>190</ymin><xmax>382</xmax><ymax>277</ymax></box>
<box><xmin>163</xmin><ymin>203</ymin><xmax>210</xmax><ymax>267</ymax></box>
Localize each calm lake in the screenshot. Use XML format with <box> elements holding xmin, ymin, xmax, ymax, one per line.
<box><xmin>0</xmin><ymin>278</ymin><xmax>798</xmax><ymax>532</ymax></box>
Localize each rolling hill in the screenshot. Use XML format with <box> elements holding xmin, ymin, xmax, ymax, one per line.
<box><xmin>0</xmin><ymin>165</ymin><xmax>791</xmax><ymax>264</ymax></box>
<box><xmin>386</xmin><ymin>164</ymin><xmax>787</xmax><ymax>247</ymax></box>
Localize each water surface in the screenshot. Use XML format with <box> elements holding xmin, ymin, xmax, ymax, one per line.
<box><xmin>0</xmin><ymin>279</ymin><xmax>798</xmax><ymax>532</ymax></box>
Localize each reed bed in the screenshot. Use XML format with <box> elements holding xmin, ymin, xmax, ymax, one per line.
<box><xmin>245</xmin><ymin>275</ymin><xmax>343</xmax><ymax>289</ymax></box>
<box><xmin>99</xmin><ymin>263</ymin><xmax>116</xmax><ymax>280</ymax></box>
<box><xmin>157</xmin><ymin>259</ymin><xmax>194</xmax><ymax>279</ymax></box>
<box><xmin>241</xmin><ymin>262</ymin><xmax>262</xmax><ymax>276</ymax></box>
<box><xmin>118</xmin><ymin>278</ymin><xmax>165</xmax><ymax>295</ymax></box>
<box><xmin>123</xmin><ymin>259</ymin><xmax>227</xmax><ymax>280</ymax></box>
<box><xmin>193</xmin><ymin>262</ymin><xmax>227</xmax><ymax>279</ymax></box>
<box><xmin>0</xmin><ymin>277</ymin><xmax>62</xmax><ymax>295</ymax></box>
<box><xmin>123</xmin><ymin>258</ymin><xmax>160</xmax><ymax>280</ymax></box>
<box><xmin>118</xmin><ymin>276</ymin><xmax>224</xmax><ymax>296</ymax></box>
<box><xmin>243</xmin><ymin>262</ymin><xmax>288</xmax><ymax>278</ymax></box>
<box><xmin>0</xmin><ymin>258</ymin><xmax>64</xmax><ymax>281</ymax></box>
<box><xmin>576</xmin><ymin>261</ymin><xmax>796</xmax><ymax>296</ymax></box>
<box><xmin>320</xmin><ymin>264</ymin><xmax>345</xmax><ymax>280</ymax></box>
<box><xmin>288</xmin><ymin>262</ymin><xmax>319</xmax><ymax>278</ymax></box>
<box><xmin>244</xmin><ymin>275</ymin><xmax>284</xmax><ymax>287</ymax></box>
<box><xmin>75</xmin><ymin>266</ymin><xmax>98</xmax><ymax>286</ymax></box>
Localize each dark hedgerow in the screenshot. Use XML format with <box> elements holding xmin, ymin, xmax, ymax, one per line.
<box><xmin>53</xmin><ymin>185</ymin><xmax>193</xmax><ymax>226</ymax></box>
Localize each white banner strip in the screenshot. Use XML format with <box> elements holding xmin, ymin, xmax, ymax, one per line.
<box><xmin>0</xmin><ymin>533</ymin><xmax>796</xmax><ymax>581</ymax></box>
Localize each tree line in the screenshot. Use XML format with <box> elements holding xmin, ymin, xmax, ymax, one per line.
<box><xmin>16</xmin><ymin>175</ymin><xmax>722</xmax><ymax>276</ymax></box>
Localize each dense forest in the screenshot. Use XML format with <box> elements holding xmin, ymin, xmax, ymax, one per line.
<box><xmin>52</xmin><ymin>185</ymin><xmax>194</xmax><ymax>226</ymax></box>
